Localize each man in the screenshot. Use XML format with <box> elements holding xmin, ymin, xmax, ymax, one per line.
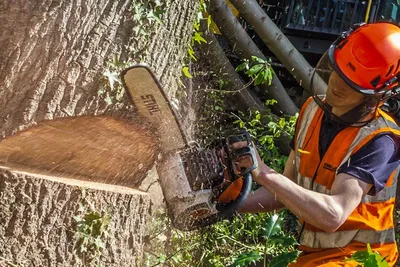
<box><xmin>236</xmin><ymin>22</ymin><xmax>400</xmax><ymax>266</ymax></box>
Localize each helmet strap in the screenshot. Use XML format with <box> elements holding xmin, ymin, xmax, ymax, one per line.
<box><xmin>311</xmin><ymin>94</ymin><xmax>377</xmax><ymax>127</ymax></box>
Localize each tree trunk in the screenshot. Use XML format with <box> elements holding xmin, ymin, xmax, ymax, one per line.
<box><xmin>209</xmin><ymin>0</ymin><xmax>299</xmax><ymax>116</ymax></box>
<box><xmin>0</xmin><ymin>0</ymin><xmax>199</xmax><ymax>265</ymax></box>
<box><xmin>0</xmin><ymin>169</ymin><xmax>150</xmax><ymax>266</ymax></box>
<box><xmin>230</xmin><ymin>0</ymin><xmax>327</xmax><ymax>96</ymax></box>
<box><xmin>199</xmin><ymin>22</ymin><xmax>265</xmax><ymax>112</ymax></box>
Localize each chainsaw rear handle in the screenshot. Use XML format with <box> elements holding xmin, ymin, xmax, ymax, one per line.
<box><xmin>227</xmin><ymin>130</ymin><xmax>258</xmax><ymax>177</ymax></box>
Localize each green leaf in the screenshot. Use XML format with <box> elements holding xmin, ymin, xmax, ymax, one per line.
<box><xmin>188</xmin><ymin>45</ymin><xmax>197</xmax><ymax>61</ymax></box>
<box><xmin>251</xmin><ymin>56</ymin><xmax>265</xmax><ymax>64</ymax></box>
<box><xmin>218</xmin><ymin>79</ymin><xmax>227</xmax><ymax>90</ymax></box>
<box><xmin>197</xmin><ymin>11</ymin><xmax>203</xmax><ymax>22</ymax></box>
<box><xmin>348</xmin><ymin>251</ymin><xmax>369</xmax><ymax>262</ymax></box>
<box><xmin>158</xmin><ymin>253</ymin><xmax>167</xmax><ymax>263</ymax></box>
<box><xmin>193</xmin><ymin>20</ymin><xmax>200</xmax><ymax>31</ymax></box>
<box><xmin>254</xmin><ymin>71</ymin><xmax>265</xmax><ymax>85</ymax></box>
<box><xmin>182</xmin><ymin>66</ymin><xmax>193</xmax><ymax>78</ymax></box>
<box><xmin>232</xmin><ymin>251</ymin><xmax>262</xmax><ymax>267</ymax></box>
<box><xmin>270</xmin><ymin>234</ymin><xmax>298</xmax><ymax>247</ymax></box>
<box><xmin>207</xmin><ymin>15</ymin><xmax>212</xmax><ymax>30</ymax></box>
<box><xmin>265</xmin><ymin>99</ymin><xmax>278</xmax><ymax>106</ymax></box>
<box><xmin>193</xmin><ymin>32</ymin><xmax>207</xmax><ymax>44</ymax></box>
<box><xmin>267</xmin><ymin>69</ymin><xmax>274</xmax><ymax>85</ymax></box>
<box><xmin>84</xmin><ymin>212</ymin><xmax>102</xmax><ymax>221</ymax></box>
<box><xmin>263</xmin><ymin>68</ymin><xmax>269</xmax><ymax>83</ymax></box>
<box><xmin>344</xmin><ymin>244</ymin><xmax>389</xmax><ymax>267</ymax></box>
<box><xmin>269</xmin><ymin>251</ymin><xmax>301</xmax><ymax>267</ymax></box>
<box><xmin>104</xmin><ymin>95</ymin><xmax>113</xmax><ymax>105</ymax></box>
<box><xmin>103</xmin><ymin>69</ymin><xmax>121</xmax><ymax>90</ymax></box>
<box><xmin>246</xmin><ymin>64</ymin><xmax>263</xmax><ymax>76</ymax></box>
<box><xmin>94</xmin><ymin>238</ymin><xmax>105</xmax><ymax>249</ymax></box>
<box><xmin>264</xmin><ymin>214</ymin><xmax>282</xmax><ymax>238</ymax></box>
<box><xmin>235</xmin><ymin>63</ymin><xmax>248</xmax><ymax>72</ymax></box>
<box><xmin>279</xmin><ymin>118</ymin><xmax>286</xmax><ymax>129</ymax></box>
<box><xmin>73</xmin><ymin>215</ymin><xmax>83</xmax><ymax>222</ymax></box>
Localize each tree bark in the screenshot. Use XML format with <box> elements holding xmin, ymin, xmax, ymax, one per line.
<box><xmin>209</xmin><ymin>0</ymin><xmax>299</xmax><ymax>116</ymax></box>
<box><xmin>0</xmin><ymin>169</ymin><xmax>150</xmax><ymax>266</ymax></box>
<box><xmin>0</xmin><ymin>0</ymin><xmax>199</xmax><ymax>265</ymax></box>
<box><xmin>230</xmin><ymin>0</ymin><xmax>327</xmax><ymax>95</ymax></box>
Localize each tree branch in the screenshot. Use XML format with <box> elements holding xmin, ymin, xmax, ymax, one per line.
<box><xmin>199</xmin><ymin>21</ymin><xmax>265</xmax><ymax>111</ymax></box>
<box><xmin>230</xmin><ymin>0</ymin><xmax>327</xmax><ymax>95</ymax></box>
<box><xmin>209</xmin><ymin>0</ymin><xmax>299</xmax><ymax>116</ymax></box>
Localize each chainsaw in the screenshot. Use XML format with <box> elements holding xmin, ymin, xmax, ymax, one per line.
<box><xmin>122</xmin><ymin>65</ymin><xmax>258</xmax><ymax>230</ymax></box>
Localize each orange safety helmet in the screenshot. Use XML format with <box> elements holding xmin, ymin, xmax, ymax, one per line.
<box><xmin>329</xmin><ymin>22</ymin><xmax>400</xmax><ymax>97</ymax></box>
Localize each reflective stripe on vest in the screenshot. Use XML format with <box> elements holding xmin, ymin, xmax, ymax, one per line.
<box><xmin>294</xmin><ymin>98</ymin><xmax>399</xmax><ymax>250</ymax></box>
<box><xmin>300</xmin><ymin>228</ymin><xmax>395</xmax><ymax>249</ymax></box>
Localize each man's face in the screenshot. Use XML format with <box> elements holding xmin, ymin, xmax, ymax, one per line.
<box><xmin>325</xmin><ymin>71</ymin><xmax>365</xmax><ymax>115</ymax></box>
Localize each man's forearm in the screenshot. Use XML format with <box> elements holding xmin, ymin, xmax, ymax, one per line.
<box><xmin>254</xmin><ymin>170</ymin><xmax>345</xmax><ymax>232</ymax></box>
<box><xmin>238</xmin><ymin>186</ymin><xmax>285</xmax><ymax>213</ymax></box>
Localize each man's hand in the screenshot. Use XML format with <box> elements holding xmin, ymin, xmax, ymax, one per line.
<box><xmin>231</xmin><ymin>141</ymin><xmax>267</xmax><ymax>179</ymax></box>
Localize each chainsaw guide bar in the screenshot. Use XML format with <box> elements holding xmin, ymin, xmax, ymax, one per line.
<box><xmin>122</xmin><ymin>65</ymin><xmax>253</xmax><ymax>230</ymax></box>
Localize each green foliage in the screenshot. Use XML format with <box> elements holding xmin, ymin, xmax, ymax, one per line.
<box><xmin>232</xmin><ymin>252</ymin><xmax>262</xmax><ymax>267</ymax></box>
<box><xmin>269</xmin><ymin>251</ymin><xmax>300</xmax><ymax>267</ymax></box>
<box><xmin>73</xmin><ymin>191</ymin><xmax>111</xmax><ymax>266</ymax></box>
<box><xmin>233</xmin><ymin>101</ymin><xmax>298</xmax><ymax>172</ymax></box>
<box><xmin>236</xmin><ymin>56</ymin><xmax>274</xmax><ymax>86</ymax></box>
<box><xmin>99</xmin><ymin>56</ymin><xmax>130</xmax><ymax>105</ymax></box>
<box><xmin>182</xmin><ymin>0</ymin><xmax>210</xmax><ymax>79</ymax></box>
<box><xmin>131</xmin><ymin>0</ymin><xmax>166</xmax><ymax>37</ymax></box>
<box><xmin>99</xmin><ymin>1</ymin><xmax>166</xmax><ymax>104</ymax></box>
<box><xmin>344</xmin><ymin>244</ymin><xmax>389</xmax><ymax>267</ymax></box>
<box><xmin>74</xmin><ymin>212</ymin><xmax>110</xmax><ymax>254</ymax></box>
<box><xmin>182</xmin><ymin>66</ymin><xmax>193</xmax><ymax>78</ymax></box>
<box><xmin>232</xmin><ymin>214</ymin><xmax>300</xmax><ymax>267</ymax></box>
<box><xmin>145</xmin><ymin>211</ymin><xmax>299</xmax><ymax>266</ymax></box>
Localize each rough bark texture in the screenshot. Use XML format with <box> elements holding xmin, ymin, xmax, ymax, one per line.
<box><xmin>0</xmin><ymin>0</ymin><xmax>199</xmax><ymax>265</ymax></box>
<box><xmin>0</xmin><ymin>169</ymin><xmax>150</xmax><ymax>267</ymax></box>
<box><xmin>0</xmin><ymin>0</ymin><xmax>197</xmax><ymax>136</ymax></box>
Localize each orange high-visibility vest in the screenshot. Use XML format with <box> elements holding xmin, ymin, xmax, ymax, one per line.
<box><xmin>290</xmin><ymin>97</ymin><xmax>400</xmax><ymax>266</ymax></box>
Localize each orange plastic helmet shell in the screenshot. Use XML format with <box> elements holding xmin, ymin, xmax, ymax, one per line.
<box><xmin>331</xmin><ymin>22</ymin><xmax>400</xmax><ymax>93</ymax></box>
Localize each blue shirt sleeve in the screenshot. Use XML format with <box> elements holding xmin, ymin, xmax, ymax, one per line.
<box><xmin>337</xmin><ymin>134</ymin><xmax>400</xmax><ymax>195</ymax></box>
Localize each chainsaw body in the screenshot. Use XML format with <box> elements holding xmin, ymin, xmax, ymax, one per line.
<box><xmin>122</xmin><ymin>65</ymin><xmax>257</xmax><ymax>230</ymax></box>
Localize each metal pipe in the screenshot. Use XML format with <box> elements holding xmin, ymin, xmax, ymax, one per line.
<box><xmin>364</xmin><ymin>0</ymin><xmax>373</xmax><ymax>22</ymax></box>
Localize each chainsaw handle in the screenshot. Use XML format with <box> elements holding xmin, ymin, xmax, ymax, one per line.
<box><xmin>227</xmin><ymin>130</ymin><xmax>258</xmax><ymax>177</ymax></box>
<box><xmin>234</xmin><ymin>145</ymin><xmax>258</xmax><ymax>176</ymax></box>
